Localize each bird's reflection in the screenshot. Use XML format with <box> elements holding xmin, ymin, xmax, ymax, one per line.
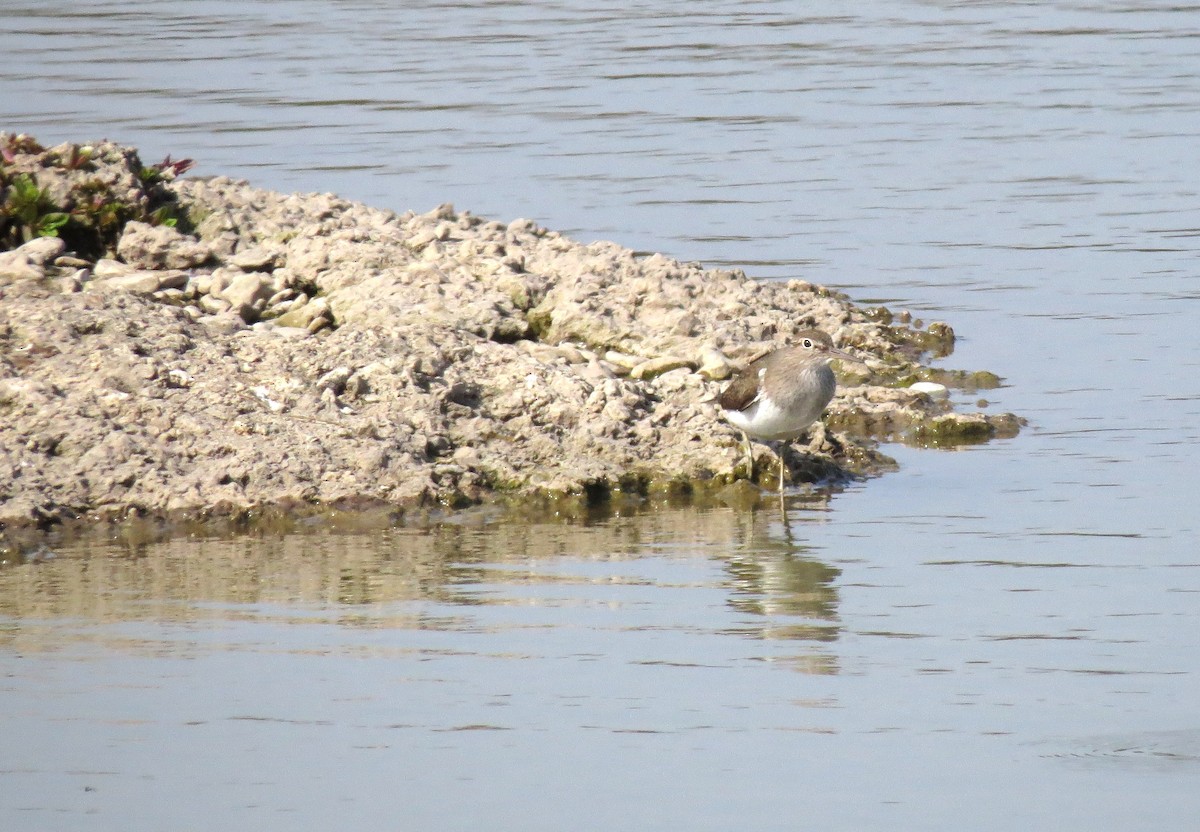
<box><xmin>717</xmin><ymin>491</ymin><xmax>843</xmax><ymax>652</ymax></box>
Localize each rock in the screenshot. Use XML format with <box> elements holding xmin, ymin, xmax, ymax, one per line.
<box><xmin>229</xmin><ymin>245</ymin><xmax>281</xmax><ymax>271</ymax></box>
<box><xmin>217</xmin><ymin>272</ymin><xmax>274</xmax><ymax>321</ymax></box>
<box><xmin>60</xmin><ymin>269</ymin><xmax>86</xmax><ymax>293</ymax></box>
<box><xmin>166</xmin><ymin>368</ymin><xmax>193</xmax><ymax>388</ymax></box>
<box><xmin>17</xmin><ymin>236</ymin><xmax>66</xmax><ymax>266</ymax></box>
<box><xmin>93</xmin><ymin>258</ymin><xmax>133</xmax><ymax>277</ymax></box>
<box><xmin>578</xmin><ymin>360</ymin><xmax>617</xmax><ymax>384</ymax></box>
<box><xmin>87</xmin><ymin>269</ymin><xmax>189</xmax><ymax>294</ymax></box>
<box><xmin>604</xmin><ymin>351</ymin><xmax>642</xmax><ymax>374</ymax></box>
<box><xmin>317</xmin><ymin>366</ymin><xmax>352</xmax><ymax>394</ymax></box>
<box><xmin>259</xmin><ymin>322</ymin><xmax>310</xmax><ymax>340</ymax></box>
<box><xmin>697</xmin><ymin>347</ymin><xmax>733</xmax><ymax>381</ymax></box>
<box><xmin>0</xmin><ymin>250</ymin><xmax>45</xmax><ymax>282</ymax></box>
<box><xmin>117</xmin><ymin>221</ymin><xmax>212</xmax><ymax>270</ymax></box>
<box><xmin>54</xmin><ymin>255</ymin><xmax>92</xmax><ymax>269</ymax></box>
<box><xmin>155</xmin><ymin>287</ymin><xmax>185</xmax><ymax>303</ymax></box>
<box><xmin>910</xmin><ymin>381</ymin><xmax>950</xmax><ymax>400</ymax></box>
<box><xmin>407</xmin><ymin>228</ymin><xmax>438</xmax><ymax>250</ymax></box>
<box><xmin>274</xmin><ymin>297</ymin><xmax>331</xmax><ymax>331</ymax></box>
<box><xmin>197</xmin><ymin>293</ymin><xmax>232</xmax><ymax>314</ymax></box>
<box><xmin>187</xmin><ymin>273</ymin><xmax>213</xmax><ymax>296</ymax></box>
<box><xmin>554</xmin><ymin>344</ymin><xmax>587</xmax><ymax>364</ymax></box>
<box><xmin>0</xmin><ymin>236</ymin><xmax>69</xmax><ymax>282</ymax></box>
<box><xmin>207</xmin><ymin>231</ymin><xmax>240</xmax><ymax>259</ymax></box>
<box><xmin>205</xmin><ymin>267</ymin><xmax>238</xmax><ymax>297</ymax></box>
<box><xmin>198</xmin><ymin>310</ymin><xmax>246</xmax><ymax>333</ymax></box>
<box><xmin>630</xmin><ymin>355</ymin><xmax>697</xmax><ymax>380</ymax></box>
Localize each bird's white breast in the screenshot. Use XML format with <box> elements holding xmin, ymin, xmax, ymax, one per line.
<box><xmin>723</xmin><ymin>396</ymin><xmax>815</xmax><ymax>440</ymax></box>
<box><xmin>721</xmin><ymin>365</ymin><xmax>835</xmax><ymax>440</ymax></box>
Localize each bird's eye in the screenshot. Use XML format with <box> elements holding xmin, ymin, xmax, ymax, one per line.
<box><xmin>802</xmin><ymin>338</ymin><xmax>813</xmax><ymax>348</ymax></box>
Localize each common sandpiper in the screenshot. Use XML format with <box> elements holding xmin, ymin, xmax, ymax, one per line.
<box><xmin>718</xmin><ymin>329</ymin><xmax>859</xmax><ymax>492</ymax></box>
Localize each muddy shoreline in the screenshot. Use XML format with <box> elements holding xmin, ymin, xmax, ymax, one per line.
<box><xmin>0</xmin><ymin>137</ymin><xmax>1019</xmax><ymax>542</ymax></box>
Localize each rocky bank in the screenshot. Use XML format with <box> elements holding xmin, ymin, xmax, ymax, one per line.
<box><xmin>0</xmin><ymin>136</ymin><xmax>1019</xmax><ymax>535</ymax></box>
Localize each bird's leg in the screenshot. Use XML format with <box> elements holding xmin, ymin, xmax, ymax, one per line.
<box><xmin>741</xmin><ymin>431</ymin><xmax>755</xmax><ymax>481</ymax></box>
<box><xmin>776</xmin><ymin>441</ymin><xmax>790</xmax><ymax>518</ymax></box>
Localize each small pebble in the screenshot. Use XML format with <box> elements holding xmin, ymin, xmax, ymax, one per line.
<box><xmin>604</xmin><ymin>351</ymin><xmax>642</xmax><ymax>371</ymax></box>
<box><xmin>631</xmin><ymin>356</ymin><xmax>696</xmax><ymax>380</ymax></box>
<box><xmin>910</xmin><ymin>381</ymin><xmax>949</xmax><ymax>400</ymax></box>
<box><xmin>697</xmin><ymin>347</ymin><xmax>732</xmax><ymax>381</ymax></box>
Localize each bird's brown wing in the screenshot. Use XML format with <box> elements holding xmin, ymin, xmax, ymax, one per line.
<box><xmin>717</xmin><ymin>364</ymin><xmax>764</xmax><ymax>413</ymax></box>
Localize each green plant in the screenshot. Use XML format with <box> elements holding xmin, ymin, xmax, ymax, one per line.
<box><xmin>69</xmin><ymin>178</ymin><xmax>129</xmax><ymax>224</ymax></box>
<box><xmin>1</xmin><ymin>135</ymin><xmax>196</xmax><ymax>257</ymax></box>
<box><xmin>2</xmin><ymin>174</ymin><xmax>69</xmax><ymax>243</ymax></box>
<box><xmin>148</xmin><ymin>205</ymin><xmax>179</xmax><ymax>228</ymax></box>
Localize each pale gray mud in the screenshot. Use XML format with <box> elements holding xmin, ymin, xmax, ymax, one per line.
<box><xmin>0</xmin><ymin>138</ymin><xmax>1018</xmax><ymax>535</ymax></box>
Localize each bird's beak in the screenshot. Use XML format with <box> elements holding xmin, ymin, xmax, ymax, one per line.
<box><xmin>826</xmin><ymin>345</ymin><xmax>865</xmax><ymax>365</ymax></box>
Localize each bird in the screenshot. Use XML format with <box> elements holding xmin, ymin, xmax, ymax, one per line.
<box><xmin>718</xmin><ymin>329</ymin><xmax>859</xmax><ymax>493</ymax></box>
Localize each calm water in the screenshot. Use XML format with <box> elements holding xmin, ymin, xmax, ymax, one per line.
<box><xmin>3</xmin><ymin>2</ymin><xmax>1200</xmax><ymax>830</ymax></box>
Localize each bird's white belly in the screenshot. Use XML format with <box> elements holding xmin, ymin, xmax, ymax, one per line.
<box><xmin>723</xmin><ymin>396</ymin><xmax>822</xmax><ymax>441</ymax></box>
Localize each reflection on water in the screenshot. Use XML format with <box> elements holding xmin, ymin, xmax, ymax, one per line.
<box><xmin>3</xmin><ymin>495</ymin><xmax>1197</xmax><ymax>831</ymax></box>
<box><xmin>0</xmin><ymin>505</ymin><xmax>842</xmax><ymax>661</ymax></box>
